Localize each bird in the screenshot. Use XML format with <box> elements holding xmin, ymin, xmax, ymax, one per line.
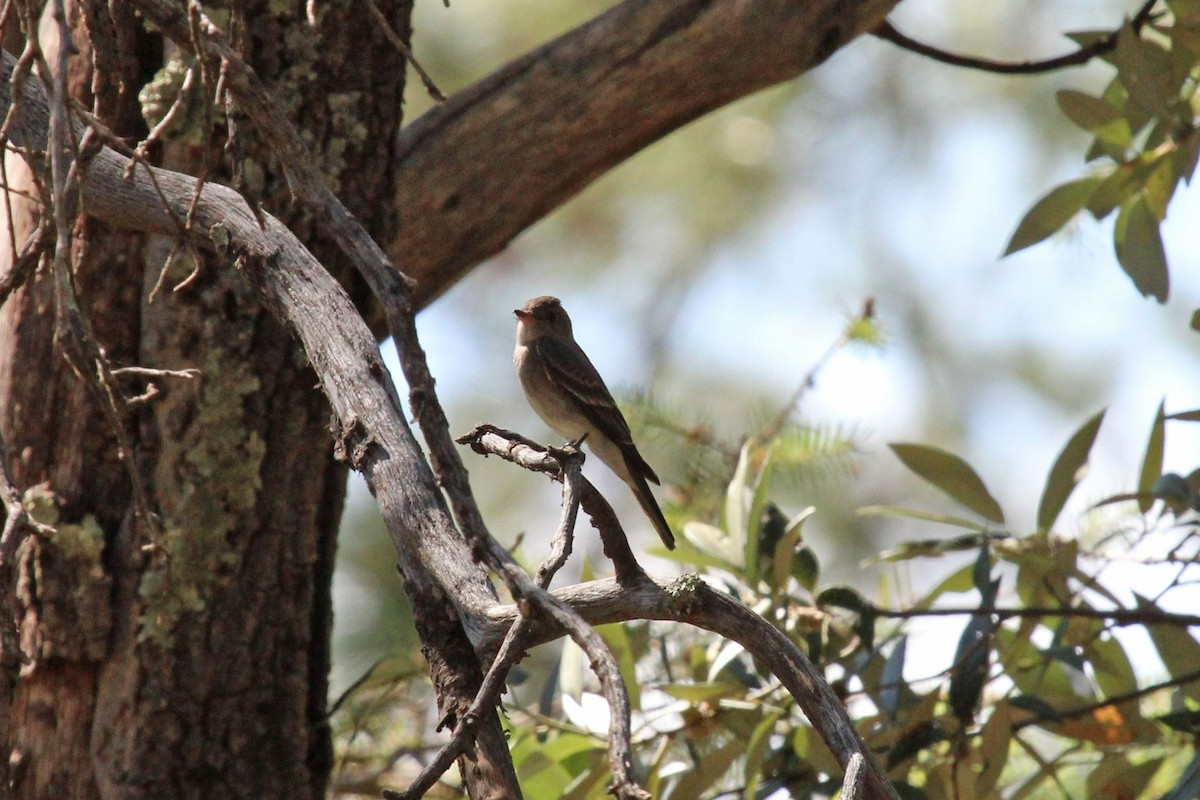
<box><xmin>513</xmin><ymin>295</ymin><xmax>675</xmax><ymax>549</ymax></box>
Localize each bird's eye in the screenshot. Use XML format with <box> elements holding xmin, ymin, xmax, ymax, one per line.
<box><xmin>546</xmin><ymin>310</ymin><xmax>557</xmax><ymax>322</ymax></box>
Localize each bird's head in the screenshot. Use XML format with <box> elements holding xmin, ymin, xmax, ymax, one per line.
<box><xmin>515</xmin><ymin>295</ymin><xmax>573</xmax><ymax>341</ymax></box>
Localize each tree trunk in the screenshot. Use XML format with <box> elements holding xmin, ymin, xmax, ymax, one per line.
<box><xmin>0</xmin><ymin>1</ymin><xmax>411</xmax><ymax>797</ymax></box>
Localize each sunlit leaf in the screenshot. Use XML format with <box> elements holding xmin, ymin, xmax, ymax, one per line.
<box><xmin>659</xmin><ymin>682</ymin><xmax>742</xmax><ymax>703</ymax></box>
<box><xmin>1114</xmin><ymin>195</ymin><xmax>1169</xmax><ymax>302</ymax></box>
<box><xmin>1144</xmin><ymin>152</ymin><xmax>1181</xmax><ymax>220</ymax></box>
<box><xmin>1088</xmin><ymin>630</ymin><xmax>1139</xmax><ymax>699</ymax></box>
<box><xmin>665</xmin><ymin>737</ymin><xmax>743</xmax><ymax>798</ymax></box>
<box><xmin>889</xmin><ymin>443</ymin><xmax>1005</xmax><ymax>523</ymax></box>
<box><xmin>724</xmin><ymin>443</ymin><xmax>753</xmax><ymax>554</ymax></box>
<box><xmin>1003</xmin><ymin>176</ymin><xmax>1104</xmax><ymax>255</ymax></box>
<box><xmin>977</xmin><ymin>701</ymin><xmax>1013</xmax><ymax>796</ymax></box>
<box><xmin>681</xmin><ymin>521</ymin><xmax>743</xmax><ymax>568</ymax></box>
<box><xmin>597</xmin><ymin>623</ymin><xmax>640</xmax><ymax>709</ymax></box>
<box><xmin>1036</xmin><ymin>409</ymin><xmax>1105</xmax><ymax>531</ymax></box>
<box><xmin>742</xmin><ymin>711</ymin><xmax>781</xmax><ymax>799</ymax></box>
<box><xmin>1159</xmin><ymin>751</ymin><xmax>1200</xmax><ymax>800</ymax></box>
<box><xmin>1140</xmin><ymin>594</ymin><xmax>1200</xmax><ymax>702</ymax></box>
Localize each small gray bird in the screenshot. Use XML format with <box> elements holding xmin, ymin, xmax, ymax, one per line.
<box><xmin>513</xmin><ymin>295</ymin><xmax>675</xmax><ymax>549</ymax></box>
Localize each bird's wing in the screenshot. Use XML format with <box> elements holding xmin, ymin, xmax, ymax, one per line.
<box><xmin>534</xmin><ymin>334</ymin><xmax>635</xmax><ymax>447</ymax></box>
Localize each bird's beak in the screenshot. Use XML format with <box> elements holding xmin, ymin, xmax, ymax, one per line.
<box><xmin>514</xmin><ymin>309</ymin><xmax>530</xmax><ymax>320</ymax></box>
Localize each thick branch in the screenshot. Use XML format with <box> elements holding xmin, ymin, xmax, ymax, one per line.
<box><xmin>483</xmin><ymin>574</ymin><xmax>898</xmax><ymax>800</ymax></box>
<box><xmin>390</xmin><ymin>0</ymin><xmax>902</xmax><ymax>307</ymax></box>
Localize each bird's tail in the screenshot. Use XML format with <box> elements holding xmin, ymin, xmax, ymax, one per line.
<box><xmin>627</xmin><ymin>468</ymin><xmax>676</xmax><ymax>550</ymax></box>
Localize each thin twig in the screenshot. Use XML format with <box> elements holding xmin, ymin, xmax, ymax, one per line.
<box><xmin>110</xmin><ymin>366</ymin><xmax>200</xmax><ymax>380</ymax></box>
<box><xmin>456</xmin><ymin>425</ymin><xmax>646</xmax><ymax>582</ymax></box>
<box><xmin>873</xmin><ymin>0</ymin><xmax>1161</xmax><ymax>76</ymax></box>
<box><xmin>1012</xmin><ymin>665</ymin><xmax>1200</xmax><ymax>732</ymax></box>
<box><xmin>873</xmin><ymin>603</ymin><xmax>1200</xmax><ymax>628</ymax></box>
<box><xmin>362</xmin><ymin>0</ymin><xmax>445</xmax><ymax>102</ymax></box>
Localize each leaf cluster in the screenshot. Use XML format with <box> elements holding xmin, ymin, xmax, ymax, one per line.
<box><xmin>1006</xmin><ymin>2</ymin><xmax>1200</xmax><ymax>304</ymax></box>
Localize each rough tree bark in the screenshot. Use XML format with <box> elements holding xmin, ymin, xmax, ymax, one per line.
<box><xmin>0</xmin><ymin>0</ymin><xmax>412</xmax><ymax>798</ymax></box>
<box><xmin>0</xmin><ymin>0</ymin><xmax>902</xmax><ymax>798</ymax></box>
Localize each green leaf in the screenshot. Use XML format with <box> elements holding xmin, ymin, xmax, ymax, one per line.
<box><xmin>1036</xmin><ymin>409</ymin><xmax>1106</xmax><ymax>531</ymax></box>
<box><xmin>792</xmin><ymin>545</ymin><xmax>820</xmax><ymax>593</ymax></box>
<box><xmin>1176</xmin><ymin>129</ymin><xmax>1200</xmax><ymax>185</ymax></box>
<box><xmin>978</xmin><ymin>701</ymin><xmax>1013</xmax><ymax>797</ymax></box>
<box><xmin>1004</xmin><ymin>176</ymin><xmax>1104</xmax><ymax>255</ymax></box>
<box><xmin>1056</xmin><ymin>90</ymin><xmax>1123</xmax><ymax>130</ymax></box>
<box><xmin>665</xmin><ymin>737</ymin><xmax>744</xmax><ymax>799</ymax></box>
<box><xmin>681</xmin><ymin>521</ymin><xmax>743</xmax><ymax>568</ymax></box>
<box><xmin>659</xmin><ymin>682</ymin><xmax>742</xmax><ymax>703</ymax></box>
<box><xmin>1113</xmin><ymin>24</ymin><xmax>1177</xmax><ymax>118</ymax></box>
<box><xmin>1144</xmin><ymin>153</ymin><xmax>1180</xmax><ymax>220</ymax></box>
<box><xmin>742</xmin><ymin>711</ymin><xmax>781</xmax><ymax>799</ymax></box>
<box><xmin>914</xmin><ymin>563</ymin><xmax>976</xmax><ymax>610</ymax></box>
<box><xmin>770</xmin><ymin>506</ymin><xmax>814</xmax><ymax>592</ymax></box>
<box><xmin>1137</xmin><ymin>401</ymin><xmax>1167</xmax><ymax>513</ymax></box>
<box><xmin>1087</xmin><ymin>755</ymin><xmax>1164</xmax><ymax>800</ymax></box>
<box><xmin>1114</xmin><ymin>195</ymin><xmax>1170</xmax><ymax>302</ymax></box>
<box><xmin>1088</xmin><ymin>631</ymin><xmax>1139</xmax><ymax>699</ymax></box>
<box><xmin>1140</xmin><ymin>594</ymin><xmax>1200</xmax><ymax>702</ymax></box>
<box><xmin>597</xmin><ymin>623</ymin><xmax>640</xmax><ymax>709</ymax></box>
<box><xmin>1086</xmin><ymin>165</ymin><xmax>1139</xmax><ymax>219</ymax></box>
<box><xmin>1156</xmin><ymin>750</ymin><xmax>1200</xmax><ymax>800</ymax></box>
<box><xmin>889</xmin><ymin>443</ymin><xmax>1006</xmax><ymax>523</ymax></box>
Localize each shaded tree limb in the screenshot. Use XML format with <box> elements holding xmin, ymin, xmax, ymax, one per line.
<box><xmin>387</xmin><ymin>447</ymin><xmax>596</xmax><ymax>800</ymax></box>
<box><xmin>872</xmin><ymin>0</ymin><xmax>1161</xmax><ymax>76</ymax></box>
<box><xmin>481</xmin><ymin>572</ymin><xmax>897</xmax><ymax>800</ymax></box>
<box><xmin>388</xmin><ymin>0</ymin><xmax>903</xmax><ymax>307</ymax></box>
